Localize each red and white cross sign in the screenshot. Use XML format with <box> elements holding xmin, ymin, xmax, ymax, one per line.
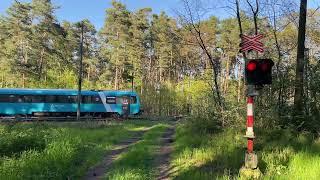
<box><xmin>241</xmin><ymin>34</ymin><xmax>264</xmax><ymax>53</ymax></box>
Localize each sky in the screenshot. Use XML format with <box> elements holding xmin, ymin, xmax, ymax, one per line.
<box><xmin>0</xmin><ymin>0</ymin><xmax>184</xmax><ymax>30</ymax></box>
<box><xmin>0</xmin><ymin>0</ymin><xmax>319</xmax><ymax>30</ymax></box>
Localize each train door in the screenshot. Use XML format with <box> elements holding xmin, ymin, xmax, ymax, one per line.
<box><xmin>121</xmin><ymin>96</ymin><xmax>130</xmax><ymax>118</ymax></box>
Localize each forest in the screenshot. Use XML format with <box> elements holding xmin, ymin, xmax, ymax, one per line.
<box><xmin>1</xmin><ymin>0</ymin><xmax>319</xmax><ymax>131</ymax></box>
<box><xmin>0</xmin><ymin>0</ymin><xmax>320</xmax><ymax>179</ymax></box>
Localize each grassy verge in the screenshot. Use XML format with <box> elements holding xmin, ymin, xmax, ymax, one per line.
<box><xmin>0</xmin><ymin>120</ymin><xmax>156</xmax><ymax>179</ymax></box>
<box><xmin>105</xmin><ymin>123</ymin><xmax>170</xmax><ymax>180</ymax></box>
<box><xmin>170</xmin><ymin>121</ymin><xmax>320</xmax><ymax>179</ymax></box>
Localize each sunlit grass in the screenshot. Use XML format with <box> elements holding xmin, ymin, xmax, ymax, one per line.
<box><xmin>0</xmin><ymin>120</ymin><xmax>157</xmax><ymax>179</ymax></box>
<box><xmin>105</xmin><ymin>123</ymin><xmax>170</xmax><ymax>180</ymax></box>
<box><xmin>170</xmin><ymin>121</ymin><xmax>320</xmax><ymax>180</ymax></box>
<box><xmin>171</xmin><ymin>124</ymin><xmax>243</xmax><ymax>180</ymax></box>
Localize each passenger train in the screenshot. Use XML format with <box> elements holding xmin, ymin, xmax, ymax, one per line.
<box><xmin>0</xmin><ymin>88</ymin><xmax>140</xmax><ymax>117</ymax></box>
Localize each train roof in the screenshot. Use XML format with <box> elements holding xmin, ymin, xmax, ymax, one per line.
<box><xmin>0</xmin><ymin>88</ymin><xmax>138</xmax><ymax>96</ymax></box>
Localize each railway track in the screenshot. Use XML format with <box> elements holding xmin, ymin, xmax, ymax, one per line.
<box><xmin>0</xmin><ymin>116</ymin><xmax>144</xmax><ymax>122</ymax></box>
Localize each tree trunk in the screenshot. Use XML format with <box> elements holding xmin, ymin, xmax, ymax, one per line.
<box><xmin>270</xmin><ymin>4</ymin><xmax>284</xmax><ymax>115</ymax></box>
<box><xmin>224</xmin><ymin>56</ymin><xmax>230</xmax><ymax>94</ymax></box>
<box><xmin>1</xmin><ymin>73</ymin><xmax>4</xmax><ymax>88</ymax></box>
<box><xmin>235</xmin><ymin>0</ymin><xmax>243</xmax><ymax>35</ymax></box>
<box><xmin>87</xmin><ymin>66</ymin><xmax>90</xmax><ymax>81</ymax></box>
<box><xmin>293</xmin><ymin>0</ymin><xmax>307</xmax><ymax>117</ymax></box>
<box><xmin>38</xmin><ymin>48</ymin><xmax>45</xmax><ymax>80</ymax></box>
<box><xmin>235</xmin><ymin>0</ymin><xmax>246</xmax><ymax>103</ymax></box>
<box><xmin>237</xmin><ymin>67</ymin><xmax>242</xmax><ymax>103</ymax></box>
<box><xmin>22</xmin><ymin>73</ymin><xmax>25</xmax><ymax>88</ymax></box>
<box><xmin>114</xmin><ymin>66</ymin><xmax>118</xmax><ymax>90</ymax></box>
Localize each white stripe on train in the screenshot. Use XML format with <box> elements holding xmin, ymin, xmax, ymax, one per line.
<box><xmin>98</xmin><ymin>92</ymin><xmax>112</xmax><ymax>112</ymax></box>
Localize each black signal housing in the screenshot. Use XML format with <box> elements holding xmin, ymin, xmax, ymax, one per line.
<box><xmin>245</xmin><ymin>59</ymin><xmax>274</xmax><ymax>85</ymax></box>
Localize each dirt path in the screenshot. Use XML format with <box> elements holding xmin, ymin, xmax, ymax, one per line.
<box><xmin>155</xmin><ymin>127</ymin><xmax>175</xmax><ymax>180</ymax></box>
<box><xmin>83</xmin><ymin>129</ymin><xmax>148</xmax><ymax>180</ymax></box>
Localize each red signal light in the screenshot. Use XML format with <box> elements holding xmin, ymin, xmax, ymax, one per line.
<box><xmin>260</xmin><ymin>59</ymin><xmax>274</xmax><ymax>72</ymax></box>
<box><xmin>247</xmin><ymin>61</ymin><xmax>257</xmax><ymax>71</ymax></box>
<box><xmin>260</xmin><ymin>63</ymin><xmax>269</xmax><ymax>72</ymax></box>
<box><xmin>245</xmin><ymin>59</ymin><xmax>274</xmax><ymax>85</ymax></box>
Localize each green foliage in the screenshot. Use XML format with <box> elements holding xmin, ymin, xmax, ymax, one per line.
<box><xmin>170</xmin><ymin>121</ymin><xmax>320</xmax><ymax>180</ymax></box>
<box><xmin>171</xmin><ymin>123</ymin><xmax>243</xmax><ymax>179</ymax></box>
<box><xmin>0</xmin><ymin>0</ymin><xmax>319</xmax><ymax>137</ymax></box>
<box><xmin>45</xmin><ymin>69</ymin><xmax>78</xmax><ymax>89</ymax></box>
<box><xmin>0</xmin><ymin>125</ymin><xmax>47</xmax><ymax>157</ymax></box>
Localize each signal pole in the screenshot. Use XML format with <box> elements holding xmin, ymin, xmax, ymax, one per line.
<box><xmin>77</xmin><ymin>22</ymin><xmax>84</xmax><ymax>121</ymax></box>
<box><xmin>246</xmin><ymin>96</ymin><xmax>254</xmax><ymax>153</ymax></box>
<box><xmin>243</xmin><ymin>95</ymin><xmax>258</xmax><ymax>168</ymax></box>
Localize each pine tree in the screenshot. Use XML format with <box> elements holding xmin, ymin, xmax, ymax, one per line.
<box><xmin>129</xmin><ymin>8</ymin><xmax>152</xmax><ymax>89</ymax></box>
<box><xmin>0</xmin><ymin>1</ymin><xmax>33</xmax><ymax>87</ymax></box>
<box><xmin>30</xmin><ymin>0</ymin><xmax>60</xmax><ymax>81</ymax></box>
<box><xmin>100</xmin><ymin>0</ymin><xmax>132</xmax><ymax>90</ymax></box>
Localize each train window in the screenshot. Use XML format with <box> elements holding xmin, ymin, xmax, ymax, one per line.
<box><xmin>56</xmin><ymin>95</ymin><xmax>68</xmax><ymax>103</ymax></box>
<box><xmin>8</xmin><ymin>95</ymin><xmax>19</xmax><ymax>103</ymax></box>
<box><xmin>67</xmin><ymin>95</ymin><xmax>77</xmax><ymax>103</ymax></box>
<box><xmin>82</xmin><ymin>96</ymin><xmax>91</xmax><ymax>104</ymax></box>
<box><xmin>32</xmin><ymin>96</ymin><xmax>45</xmax><ymax>103</ymax></box>
<box><xmin>116</xmin><ymin>97</ymin><xmax>123</xmax><ymax>104</ymax></box>
<box><xmin>116</xmin><ymin>96</ymin><xmax>131</xmax><ymax>104</ymax></box>
<box><xmin>131</xmin><ymin>96</ymin><xmax>137</xmax><ymax>104</ymax></box>
<box><xmin>0</xmin><ymin>95</ymin><xmax>10</xmax><ymax>102</ymax></box>
<box><xmin>0</xmin><ymin>95</ymin><xmax>30</xmax><ymax>103</ymax></box>
<box><xmin>45</xmin><ymin>95</ymin><xmax>56</xmax><ymax>103</ymax></box>
<box><xmin>23</xmin><ymin>95</ymin><xmax>33</xmax><ymax>103</ymax></box>
<box><xmin>17</xmin><ymin>96</ymin><xmax>24</xmax><ymax>103</ymax></box>
<box><xmin>106</xmin><ymin>97</ymin><xmax>116</xmax><ymax>104</ymax></box>
<box><xmin>91</xmin><ymin>96</ymin><xmax>102</xmax><ymax>104</ymax></box>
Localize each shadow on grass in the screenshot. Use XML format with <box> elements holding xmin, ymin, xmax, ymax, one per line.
<box><xmin>104</xmin><ymin>124</ymin><xmax>169</xmax><ymax>180</ymax></box>
<box><xmin>173</xmin><ymin>146</ymin><xmax>245</xmax><ymax>180</ymax></box>
<box><xmin>173</xmin><ymin>126</ymin><xmax>320</xmax><ymax>179</ymax></box>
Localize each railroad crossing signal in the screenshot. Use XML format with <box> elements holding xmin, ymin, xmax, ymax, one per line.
<box><xmin>240</xmin><ymin>33</ymin><xmax>268</xmax><ymax>178</ymax></box>
<box><xmin>245</xmin><ymin>59</ymin><xmax>274</xmax><ymax>85</ymax></box>
<box><xmin>240</xmin><ymin>34</ymin><xmax>264</xmax><ymax>53</ymax></box>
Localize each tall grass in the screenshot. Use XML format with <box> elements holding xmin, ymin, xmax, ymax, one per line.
<box><xmin>105</xmin><ymin>124</ymin><xmax>170</xmax><ymax>180</ymax></box>
<box><xmin>0</xmin><ymin>121</ymin><xmax>155</xmax><ymax>179</ymax></box>
<box><xmin>170</xmin><ymin>121</ymin><xmax>320</xmax><ymax>179</ymax></box>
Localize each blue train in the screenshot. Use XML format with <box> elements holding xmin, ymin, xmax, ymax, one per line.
<box><xmin>0</xmin><ymin>88</ymin><xmax>140</xmax><ymax>117</ymax></box>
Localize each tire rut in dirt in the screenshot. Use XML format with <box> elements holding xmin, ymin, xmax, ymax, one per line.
<box><xmin>155</xmin><ymin>127</ymin><xmax>175</xmax><ymax>180</ymax></box>
<box><xmin>83</xmin><ymin>130</ymin><xmax>147</xmax><ymax>180</ymax></box>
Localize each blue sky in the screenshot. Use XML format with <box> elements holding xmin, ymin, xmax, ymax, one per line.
<box><xmin>0</xmin><ymin>0</ymin><xmax>319</xmax><ymax>30</ymax></box>
<box><xmin>0</xmin><ymin>0</ymin><xmax>183</xmax><ymax>30</ymax></box>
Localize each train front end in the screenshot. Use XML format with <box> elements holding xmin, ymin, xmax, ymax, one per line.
<box><xmin>101</xmin><ymin>90</ymin><xmax>141</xmax><ymax>117</ymax></box>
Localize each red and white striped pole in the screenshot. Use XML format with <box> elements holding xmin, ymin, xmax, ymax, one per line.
<box><xmin>246</xmin><ymin>96</ymin><xmax>255</xmax><ymax>153</ymax></box>
<box><xmin>241</xmin><ymin>95</ymin><xmax>260</xmax><ymax>176</ymax></box>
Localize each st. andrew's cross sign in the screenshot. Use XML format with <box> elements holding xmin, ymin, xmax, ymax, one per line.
<box><xmin>240</xmin><ymin>34</ymin><xmax>264</xmax><ymax>53</ymax></box>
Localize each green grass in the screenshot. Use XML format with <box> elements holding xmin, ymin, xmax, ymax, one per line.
<box><xmin>105</xmin><ymin>123</ymin><xmax>170</xmax><ymax>180</ymax></box>
<box><xmin>0</xmin><ymin>120</ymin><xmax>157</xmax><ymax>180</ymax></box>
<box><xmin>170</xmin><ymin>121</ymin><xmax>320</xmax><ymax>180</ymax></box>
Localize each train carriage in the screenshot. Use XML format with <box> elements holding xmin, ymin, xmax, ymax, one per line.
<box><xmin>0</xmin><ymin>88</ymin><xmax>140</xmax><ymax>117</ymax></box>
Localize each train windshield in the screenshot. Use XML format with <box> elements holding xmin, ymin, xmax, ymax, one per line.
<box><xmin>115</xmin><ymin>96</ymin><xmax>137</xmax><ymax>104</ymax></box>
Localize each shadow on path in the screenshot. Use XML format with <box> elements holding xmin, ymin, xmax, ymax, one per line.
<box><xmin>83</xmin><ymin>129</ymin><xmax>149</xmax><ymax>180</ymax></box>
<box><xmin>156</xmin><ymin>127</ymin><xmax>175</xmax><ymax>180</ymax></box>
